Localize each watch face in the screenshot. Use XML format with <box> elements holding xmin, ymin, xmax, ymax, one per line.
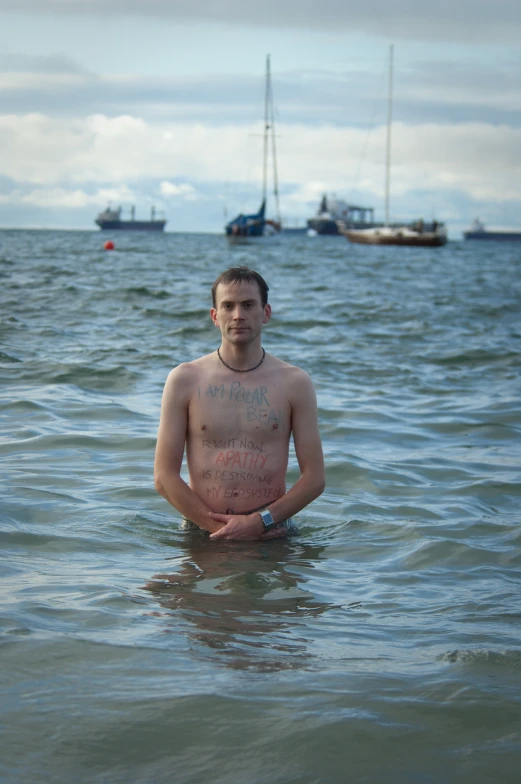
<box><xmin>261</xmin><ymin>509</ymin><xmax>274</xmax><ymax>528</ymax></box>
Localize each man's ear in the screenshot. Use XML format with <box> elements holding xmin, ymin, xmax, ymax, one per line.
<box><xmin>210</xmin><ymin>308</ymin><xmax>219</xmax><ymax>327</ymax></box>
<box><xmin>263</xmin><ymin>304</ymin><xmax>272</xmax><ymax>324</ymax></box>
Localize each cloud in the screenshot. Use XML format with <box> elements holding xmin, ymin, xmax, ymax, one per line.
<box><xmin>160</xmin><ymin>181</ymin><xmax>198</xmax><ymax>200</ymax></box>
<box><xmin>1</xmin><ymin>1</ymin><xmax>521</xmax><ymax>43</ymax></box>
<box><xmin>1</xmin><ymin>112</ymin><xmax>520</xmax><ymax>209</ymax></box>
<box><xmin>0</xmin><ymin>52</ymin><xmax>88</xmax><ymax>74</ymax></box>
<box><xmin>0</xmin><ymin>185</ymin><xmax>134</xmax><ymax>208</ymax></box>
<box><xmin>1</xmin><ymin>57</ymin><xmax>521</xmax><ymax>130</ymax></box>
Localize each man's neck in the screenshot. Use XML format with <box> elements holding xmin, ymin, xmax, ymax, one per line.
<box><xmin>217</xmin><ymin>343</ymin><xmax>265</xmax><ymax>373</ymax></box>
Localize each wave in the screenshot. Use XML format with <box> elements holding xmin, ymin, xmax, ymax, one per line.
<box><xmin>437</xmin><ymin>649</ymin><xmax>521</xmax><ymax>668</ymax></box>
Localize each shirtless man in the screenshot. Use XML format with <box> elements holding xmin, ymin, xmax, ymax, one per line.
<box><xmin>154</xmin><ymin>266</ymin><xmax>325</xmax><ymax>541</ymax></box>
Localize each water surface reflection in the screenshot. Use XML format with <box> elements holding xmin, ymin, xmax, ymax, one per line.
<box><xmin>144</xmin><ymin>535</ymin><xmax>330</xmax><ymax>671</ymax></box>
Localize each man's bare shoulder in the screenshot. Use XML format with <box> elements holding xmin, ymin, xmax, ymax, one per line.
<box><xmin>164</xmin><ymin>353</ymin><xmax>215</xmax><ymax>389</ymax></box>
<box><xmin>265</xmin><ymin>353</ymin><xmax>315</xmax><ymax>392</ymax></box>
<box><xmin>267</xmin><ymin>353</ymin><xmax>312</xmax><ymax>378</ymax></box>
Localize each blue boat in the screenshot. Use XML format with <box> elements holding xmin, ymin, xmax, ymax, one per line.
<box><xmin>225</xmin><ymin>200</ymin><xmax>266</xmax><ymax>240</ymax></box>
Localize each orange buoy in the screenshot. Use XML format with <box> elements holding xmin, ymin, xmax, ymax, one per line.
<box><xmin>104</xmin><ymin>240</ymin><xmax>115</xmax><ymax>250</ymax></box>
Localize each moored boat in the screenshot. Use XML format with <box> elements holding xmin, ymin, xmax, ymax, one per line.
<box><xmin>307</xmin><ymin>195</ymin><xmax>376</xmax><ymax>235</ymax></box>
<box><xmin>225</xmin><ymin>56</ymin><xmax>281</xmax><ymax>243</ymax></box>
<box><xmin>463</xmin><ymin>218</ymin><xmax>521</xmax><ymax>241</ymax></box>
<box><xmin>341</xmin><ymin>220</ymin><xmax>447</xmax><ymax>247</ymax></box>
<box><xmin>341</xmin><ymin>45</ymin><xmax>446</xmax><ymax>249</ymax></box>
<box><xmin>225</xmin><ymin>200</ymin><xmax>277</xmax><ymax>243</ymax></box>
<box><xmin>95</xmin><ymin>205</ymin><xmax>166</xmax><ymax>231</ymax></box>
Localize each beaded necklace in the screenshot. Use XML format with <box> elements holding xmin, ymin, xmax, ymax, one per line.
<box><xmin>217</xmin><ymin>347</ymin><xmax>265</xmax><ymax>373</ymax></box>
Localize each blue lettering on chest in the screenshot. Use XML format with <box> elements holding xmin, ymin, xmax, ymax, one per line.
<box><xmin>229</xmin><ymin>382</ymin><xmax>269</xmax><ymax>406</ymax></box>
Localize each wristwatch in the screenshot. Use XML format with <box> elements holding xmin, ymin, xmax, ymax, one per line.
<box><xmin>259</xmin><ymin>508</ymin><xmax>276</xmax><ymax>530</ymax></box>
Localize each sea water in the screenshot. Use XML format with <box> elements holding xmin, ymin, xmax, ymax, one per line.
<box><xmin>1</xmin><ymin>229</ymin><xmax>520</xmax><ymax>783</ymax></box>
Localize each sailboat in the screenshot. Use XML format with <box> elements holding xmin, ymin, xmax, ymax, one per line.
<box><xmin>339</xmin><ymin>46</ymin><xmax>447</xmax><ymax>248</ymax></box>
<box><xmin>225</xmin><ymin>55</ymin><xmax>281</xmax><ymax>243</ymax></box>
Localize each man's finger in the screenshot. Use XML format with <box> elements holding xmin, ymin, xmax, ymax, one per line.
<box><xmin>208</xmin><ymin>512</ymin><xmax>229</xmax><ymax>522</ymax></box>
<box><xmin>209</xmin><ymin>526</ymin><xmax>228</xmax><ymax>540</ymax></box>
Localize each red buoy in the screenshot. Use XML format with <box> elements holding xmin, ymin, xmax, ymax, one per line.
<box><xmin>104</xmin><ymin>240</ymin><xmax>115</xmax><ymax>251</ymax></box>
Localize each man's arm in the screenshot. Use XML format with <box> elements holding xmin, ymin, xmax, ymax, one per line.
<box><xmin>154</xmin><ymin>366</ymin><xmax>224</xmax><ymax>534</ymax></box>
<box><xmin>210</xmin><ymin>370</ymin><xmax>325</xmax><ymax>540</ymax></box>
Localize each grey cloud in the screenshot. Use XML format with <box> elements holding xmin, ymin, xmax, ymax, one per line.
<box><xmin>1</xmin><ymin>61</ymin><xmax>520</xmax><ymax>129</ymax></box>
<box><xmin>1</xmin><ymin>0</ymin><xmax>521</xmax><ymax>43</ymax></box>
<box><xmin>0</xmin><ymin>173</ymin><xmax>16</xmax><ymax>191</ymax></box>
<box><xmin>0</xmin><ymin>52</ymin><xmax>89</xmax><ymax>74</ymax></box>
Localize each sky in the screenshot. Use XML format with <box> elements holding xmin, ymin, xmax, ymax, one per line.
<box><xmin>1</xmin><ymin>1</ymin><xmax>520</xmax><ymax>237</ymax></box>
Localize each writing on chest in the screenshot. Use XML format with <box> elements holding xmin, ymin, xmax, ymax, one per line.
<box><xmin>196</xmin><ymin>381</ymin><xmax>287</xmax><ymax>429</ymax></box>
<box><xmin>198</xmin><ymin>381</ymin><xmax>269</xmax><ymax>405</ymax></box>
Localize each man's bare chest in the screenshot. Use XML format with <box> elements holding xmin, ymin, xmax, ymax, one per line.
<box><xmin>189</xmin><ymin>377</ymin><xmax>291</xmax><ymax>440</ymax></box>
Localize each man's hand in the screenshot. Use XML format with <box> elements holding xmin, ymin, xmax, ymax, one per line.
<box><xmin>208</xmin><ymin>512</ymin><xmax>289</xmax><ymax>541</ymax></box>
<box><xmin>208</xmin><ymin>512</ymin><xmax>264</xmax><ymax>541</ymax></box>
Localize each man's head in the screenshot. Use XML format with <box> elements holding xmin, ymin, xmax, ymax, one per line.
<box><xmin>211</xmin><ymin>267</ymin><xmax>269</xmax><ymax>309</ymax></box>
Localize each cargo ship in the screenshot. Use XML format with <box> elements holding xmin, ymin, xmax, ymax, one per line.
<box><xmin>95</xmin><ymin>205</ymin><xmax>167</xmax><ymax>231</ymax></box>
<box><xmin>463</xmin><ymin>218</ymin><xmax>521</xmax><ymax>241</ymax></box>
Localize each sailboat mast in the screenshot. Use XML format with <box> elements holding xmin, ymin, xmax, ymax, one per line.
<box><xmin>268</xmin><ymin>57</ymin><xmax>281</xmax><ymax>225</ymax></box>
<box><xmin>385</xmin><ymin>44</ymin><xmax>394</xmax><ymax>227</ymax></box>
<box><xmin>262</xmin><ymin>54</ymin><xmax>270</xmax><ymax>206</ymax></box>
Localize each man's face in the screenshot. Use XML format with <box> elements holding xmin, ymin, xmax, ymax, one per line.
<box><xmin>210</xmin><ymin>281</ymin><xmax>271</xmax><ymax>344</ymax></box>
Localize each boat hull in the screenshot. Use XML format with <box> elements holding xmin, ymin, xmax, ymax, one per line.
<box><xmin>225</xmin><ymin>200</ymin><xmax>281</xmax><ymax>243</ymax></box>
<box><xmin>464</xmin><ymin>231</ymin><xmax>521</xmax><ymax>241</ymax></box>
<box><xmin>226</xmin><ymin>226</ymin><xmax>281</xmax><ymax>244</ymax></box>
<box><xmin>306</xmin><ymin>218</ymin><xmax>341</xmax><ymax>235</ymax></box>
<box><xmin>343</xmin><ymin>227</ymin><xmax>447</xmax><ymax>247</ymax></box>
<box><xmin>96</xmin><ymin>220</ymin><xmax>166</xmax><ymax>231</ymax></box>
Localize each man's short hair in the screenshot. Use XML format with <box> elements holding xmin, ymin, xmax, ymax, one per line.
<box><xmin>211</xmin><ymin>267</ymin><xmax>269</xmax><ymax>308</ymax></box>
